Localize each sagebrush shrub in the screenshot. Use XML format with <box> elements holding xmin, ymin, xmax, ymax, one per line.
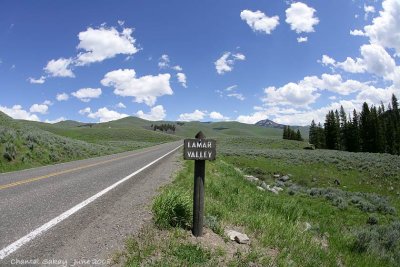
<box><xmin>152</xmin><ymin>190</ymin><xmax>192</xmax><ymax>229</ymax></box>
<box><xmin>3</xmin><ymin>142</ymin><xmax>17</xmax><ymax>161</ymax></box>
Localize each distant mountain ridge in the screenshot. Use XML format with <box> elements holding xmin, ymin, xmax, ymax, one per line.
<box><xmin>255</xmin><ymin>119</ymin><xmax>286</xmax><ymax>129</ymax></box>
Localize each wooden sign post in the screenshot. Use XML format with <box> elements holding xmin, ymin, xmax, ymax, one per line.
<box><xmin>184</xmin><ymin>131</ymin><xmax>216</xmax><ymax>237</ymax></box>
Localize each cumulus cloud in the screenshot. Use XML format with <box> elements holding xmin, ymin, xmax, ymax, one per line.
<box><xmin>172</xmin><ymin>65</ymin><xmax>183</xmax><ymax>71</ymax></box>
<box><xmin>76</xmin><ymin>26</ymin><xmax>138</xmax><ymax>65</ymax></box>
<box><xmin>297</xmin><ymin>36</ymin><xmax>308</xmax><ymax>43</ymax></box>
<box><xmin>56</xmin><ymin>93</ymin><xmax>69</xmax><ymax>101</ymax></box>
<box><xmin>44</xmin><ymin>58</ymin><xmax>75</xmax><ymax>77</ymax></box>
<box><xmin>30</xmin><ymin>104</ymin><xmax>48</xmax><ymax>114</ymax></box>
<box><xmin>158</xmin><ymin>54</ymin><xmax>170</xmax><ymax>69</ymax></box>
<box><xmin>101</xmin><ymin>69</ymin><xmax>173</xmax><ymax>106</ymax></box>
<box><xmin>178</xmin><ymin>110</ymin><xmax>206</xmax><ymax>121</ymax></box>
<box><xmin>364</xmin><ymin>0</ymin><xmax>400</xmax><ymax>56</ymax></box>
<box><xmin>320</xmin><ymin>55</ymin><xmax>336</xmax><ymax>66</ymax></box>
<box><xmin>116</xmin><ymin>102</ymin><xmax>126</xmax><ymax>108</ymax></box>
<box><xmin>364</xmin><ymin>4</ymin><xmax>376</xmax><ymax>20</ymax></box>
<box><xmin>350</xmin><ymin>29</ymin><xmax>366</xmax><ymax>36</ymax></box>
<box><xmin>28</xmin><ymin>76</ymin><xmax>46</xmax><ymax>84</ymax></box>
<box><xmin>214</xmin><ymin>52</ymin><xmax>246</xmax><ymax>75</ymax></box>
<box><xmin>285</xmin><ymin>2</ymin><xmax>319</xmax><ymax>33</ymax></box>
<box><xmin>262</xmin><ymin>73</ymin><xmax>376</xmax><ymax>108</ymax></box>
<box><xmin>176</xmin><ymin>72</ymin><xmax>187</xmax><ymax>88</ymax></box>
<box><xmin>240</xmin><ymin>10</ymin><xmax>279</xmax><ymax>34</ymax></box>
<box><xmin>263</xmin><ymin>83</ymin><xmax>320</xmax><ymax>107</ymax></box>
<box><xmin>136</xmin><ymin>105</ymin><xmax>166</xmax><ymax>121</ymax></box>
<box><xmin>80</xmin><ymin>107</ymin><xmax>129</xmax><ymax>122</ymax></box>
<box><xmin>0</xmin><ymin>105</ymin><xmax>40</xmax><ymax>121</ymax></box>
<box><xmin>72</xmin><ymin>88</ymin><xmax>102</xmax><ymax>102</ymax></box>
<box><xmin>323</xmin><ymin>44</ymin><xmax>400</xmax><ymax>86</ymax></box>
<box><xmin>79</xmin><ymin>107</ymin><xmax>91</xmax><ymax>115</ymax></box>
<box><xmin>209</xmin><ymin>111</ymin><xmax>229</xmax><ymax>121</ymax></box>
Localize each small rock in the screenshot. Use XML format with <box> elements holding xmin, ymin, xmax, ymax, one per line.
<box><xmin>257</xmin><ymin>186</ymin><xmax>265</xmax><ymax>191</ymax></box>
<box><xmin>275</xmin><ymin>180</ymin><xmax>285</xmax><ymax>187</ymax></box>
<box><xmin>273</xmin><ymin>186</ymin><xmax>283</xmax><ymax>192</ymax></box>
<box><xmin>279</xmin><ymin>175</ymin><xmax>290</xmax><ymax>182</ymax></box>
<box><xmin>226</xmin><ymin>230</ymin><xmax>250</xmax><ymax>244</ymax></box>
<box><xmin>312</xmin><ymin>178</ymin><xmax>317</xmax><ymax>182</ymax></box>
<box><xmin>334</xmin><ymin>179</ymin><xmax>341</xmax><ymax>186</ymax></box>
<box><xmin>244</xmin><ymin>175</ymin><xmax>259</xmax><ymax>183</ymax></box>
<box><xmin>304</xmin><ymin>222</ymin><xmax>312</xmax><ymax>231</ymax></box>
<box><xmin>389</xmin><ymin>186</ymin><xmax>394</xmax><ymax>191</ymax></box>
<box><xmin>273</xmin><ymin>174</ymin><xmax>281</xmax><ymax>178</ymax></box>
<box><xmin>260</xmin><ymin>182</ymin><xmax>268</xmax><ymax>189</ymax></box>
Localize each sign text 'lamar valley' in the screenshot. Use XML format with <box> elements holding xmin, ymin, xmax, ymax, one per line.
<box><xmin>183</xmin><ymin>139</ymin><xmax>216</xmax><ymax>160</ymax></box>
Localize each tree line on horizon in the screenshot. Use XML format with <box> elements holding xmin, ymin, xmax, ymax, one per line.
<box><xmin>309</xmin><ymin>94</ymin><xmax>400</xmax><ymax>155</ymax></box>
<box><xmin>283</xmin><ymin>126</ymin><xmax>303</xmax><ymax>141</ymax></box>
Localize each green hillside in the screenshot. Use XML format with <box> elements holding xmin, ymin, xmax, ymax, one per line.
<box><xmin>1</xmin><ymin>112</ymin><xmax>310</xmax><ymax>173</ymax></box>
<box><xmin>0</xmin><ymin>112</ymin><xmax>180</xmax><ymax>173</ymax></box>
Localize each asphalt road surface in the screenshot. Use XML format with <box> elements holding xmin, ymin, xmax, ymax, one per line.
<box><xmin>0</xmin><ymin>141</ymin><xmax>182</xmax><ymax>266</ymax></box>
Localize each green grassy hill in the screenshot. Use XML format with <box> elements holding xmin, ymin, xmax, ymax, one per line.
<box><xmin>1</xmin><ymin>113</ymin><xmax>310</xmax><ymax>173</ymax></box>
<box><xmin>0</xmin><ymin>112</ymin><xmax>180</xmax><ymax>173</ymax></box>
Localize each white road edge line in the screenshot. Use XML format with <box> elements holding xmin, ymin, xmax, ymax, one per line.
<box><xmin>0</xmin><ymin>144</ymin><xmax>183</xmax><ymax>260</ymax></box>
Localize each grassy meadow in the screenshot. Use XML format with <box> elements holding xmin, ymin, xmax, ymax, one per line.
<box><xmin>117</xmin><ymin>135</ymin><xmax>400</xmax><ymax>266</ymax></box>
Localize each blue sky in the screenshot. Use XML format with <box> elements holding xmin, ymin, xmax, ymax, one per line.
<box><xmin>0</xmin><ymin>0</ymin><xmax>399</xmax><ymax>125</ymax></box>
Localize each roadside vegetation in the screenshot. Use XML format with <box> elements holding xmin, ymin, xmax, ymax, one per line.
<box><xmin>0</xmin><ymin>111</ymin><xmax>179</xmax><ymax>173</ymax></box>
<box><xmin>116</xmin><ymin>135</ymin><xmax>400</xmax><ymax>266</ymax></box>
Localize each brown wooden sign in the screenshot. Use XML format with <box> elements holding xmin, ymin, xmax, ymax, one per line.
<box><xmin>183</xmin><ymin>139</ymin><xmax>216</xmax><ymax>160</ymax></box>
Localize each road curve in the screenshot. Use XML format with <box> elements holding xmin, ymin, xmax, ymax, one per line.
<box><xmin>0</xmin><ymin>141</ymin><xmax>182</xmax><ymax>266</ymax></box>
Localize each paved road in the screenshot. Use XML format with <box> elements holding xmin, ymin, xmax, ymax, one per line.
<box><xmin>0</xmin><ymin>141</ymin><xmax>182</xmax><ymax>266</ymax></box>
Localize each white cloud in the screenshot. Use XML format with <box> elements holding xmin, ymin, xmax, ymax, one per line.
<box><xmin>82</xmin><ymin>107</ymin><xmax>129</xmax><ymax>122</ymax></box>
<box><xmin>364</xmin><ymin>0</ymin><xmax>400</xmax><ymax>56</ymax></box>
<box><xmin>45</xmin><ymin>117</ymin><xmax>66</xmax><ymax>124</ymax></box>
<box><xmin>172</xmin><ymin>65</ymin><xmax>183</xmax><ymax>71</ymax></box>
<box><xmin>158</xmin><ymin>54</ymin><xmax>170</xmax><ymax>69</ymax></box>
<box><xmin>101</xmin><ymin>69</ymin><xmax>173</xmax><ymax>106</ymax></box>
<box><xmin>76</xmin><ymin>26</ymin><xmax>138</xmax><ymax>65</ymax></box>
<box><xmin>209</xmin><ymin>111</ymin><xmax>229</xmax><ymax>121</ymax></box>
<box><xmin>225</xmin><ymin>85</ymin><xmax>237</xmax><ymax>91</ymax></box>
<box><xmin>236</xmin><ymin>110</ymin><xmax>270</xmax><ymax>124</ymax></box>
<box><xmin>262</xmin><ymin>73</ymin><xmax>374</xmax><ymax>108</ymax></box>
<box><xmin>297</xmin><ymin>36</ymin><xmax>308</xmax><ymax>43</ymax></box>
<box><xmin>116</xmin><ymin>102</ymin><xmax>126</xmax><ymax>108</ymax></box>
<box><xmin>30</xmin><ymin>104</ymin><xmax>48</xmax><ymax>114</ymax></box>
<box><xmin>233</xmin><ymin>53</ymin><xmax>246</xmax><ymax>60</ymax></box>
<box><xmin>176</xmin><ymin>72</ymin><xmax>187</xmax><ymax>88</ymax></box>
<box><xmin>240</xmin><ymin>10</ymin><xmax>280</xmax><ymax>35</ymax></box>
<box><xmin>79</xmin><ymin>107</ymin><xmax>91</xmax><ymax>115</ymax></box>
<box><xmin>56</xmin><ymin>93</ymin><xmax>69</xmax><ymax>101</ymax></box>
<box><xmin>44</xmin><ymin>58</ymin><xmax>75</xmax><ymax>78</ymax></box>
<box><xmin>350</xmin><ymin>29</ymin><xmax>366</xmax><ymax>36</ymax></box>
<box><xmin>320</xmin><ymin>55</ymin><xmax>336</xmax><ymax>66</ymax></box>
<box><xmin>28</xmin><ymin>76</ymin><xmax>46</xmax><ymax>84</ymax></box>
<box><xmin>364</xmin><ymin>4</ymin><xmax>376</xmax><ymax>20</ymax></box>
<box><xmin>263</xmin><ymin>83</ymin><xmax>320</xmax><ymax>107</ymax></box>
<box><xmin>136</xmin><ymin>105</ymin><xmax>166</xmax><ymax>121</ymax></box>
<box><xmin>72</xmin><ymin>88</ymin><xmax>102</xmax><ymax>102</ymax></box>
<box><xmin>0</xmin><ymin>105</ymin><xmax>40</xmax><ymax>121</ymax></box>
<box><xmin>214</xmin><ymin>52</ymin><xmax>246</xmax><ymax>75</ymax></box>
<box><xmin>227</xmin><ymin>93</ymin><xmax>245</xmax><ymax>101</ymax></box>
<box><xmin>178</xmin><ymin>110</ymin><xmax>206</xmax><ymax>121</ymax></box>
<box><xmin>285</xmin><ymin>2</ymin><xmax>319</xmax><ymax>33</ymax></box>
<box><xmin>326</xmin><ymin>44</ymin><xmax>399</xmax><ymax>85</ymax></box>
